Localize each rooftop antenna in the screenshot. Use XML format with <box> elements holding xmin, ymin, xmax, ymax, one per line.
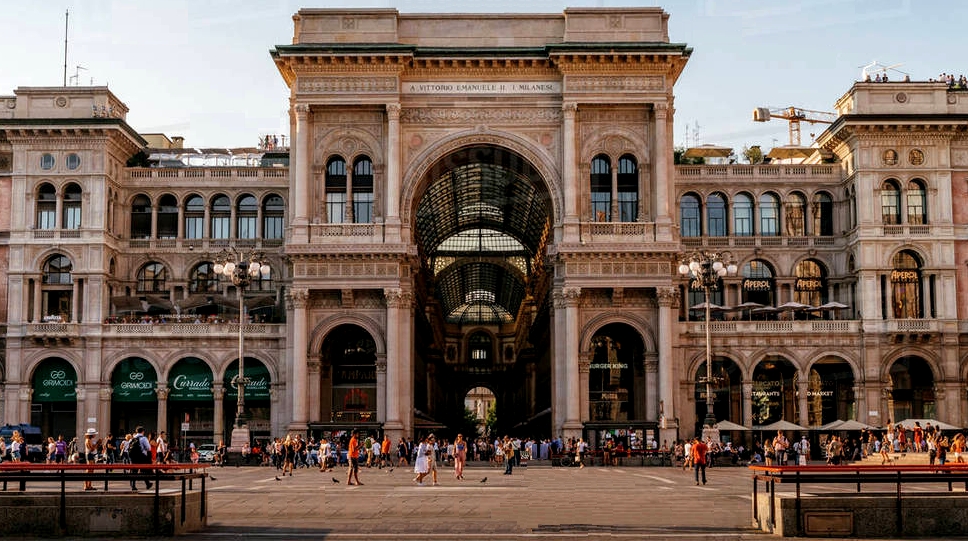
<box><xmin>63</xmin><ymin>9</ymin><xmax>69</xmax><ymax>86</ymax></box>
<box><xmin>69</xmin><ymin>65</ymin><xmax>87</xmax><ymax>86</ymax></box>
<box><xmin>859</xmin><ymin>60</ymin><xmax>908</xmax><ymax>81</ymax></box>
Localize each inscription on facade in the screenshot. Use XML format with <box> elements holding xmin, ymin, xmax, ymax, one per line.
<box><xmin>402</xmin><ymin>81</ymin><xmax>561</xmax><ymax>95</ymax></box>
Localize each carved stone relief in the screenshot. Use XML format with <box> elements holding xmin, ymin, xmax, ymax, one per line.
<box><xmin>567</xmin><ymin>75</ymin><xmax>664</xmax><ymax>93</ymax></box>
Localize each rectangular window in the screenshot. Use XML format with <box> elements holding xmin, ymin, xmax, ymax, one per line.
<box><xmin>617</xmin><ymin>192</ymin><xmax>637</xmax><ymax>222</ymax></box>
<box><xmin>211</xmin><ymin>216</ymin><xmax>230</xmax><ymax>239</ymax></box>
<box><xmin>157</xmin><ymin>214</ymin><xmax>177</xmax><ymax>239</ymax></box>
<box><xmin>327</xmin><ymin>193</ymin><xmax>346</xmax><ymax>224</ymax></box>
<box><xmin>237</xmin><ymin>216</ymin><xmax>257</xmax><ymax>239</ymax></box>
<box><xmin>185</xmin><ymin>216</ymin><xmax>203</xmax><ymax>239</ymax></box>
<box><xmin>760</xmin><ymin>207</ymin><xmax>778</xmax><ymax>236</ymax></box>
<box><xmin>591</xmin><ymin>192</ymin><xmax>610</xmax><ymax>222</ymax></box>
<box><xmin>63</xmin><ymin>207</ymin><xmax>81</xmax><ymax>230</ymax></box>
<box><xmin>353</xmin><ymin>192</ymin><xmax>373</xmax><ymax>224</ymax></box>
<box><xmin>264</xmin><ymin>216</ymin><xmax>283</xmax><ymax>239</ymax></box>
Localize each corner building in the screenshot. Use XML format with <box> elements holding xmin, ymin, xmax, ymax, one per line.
<box><xmin>1</xmin><ymin>7</ymin><xmax>967</xmax><ymax>449</ymax></box>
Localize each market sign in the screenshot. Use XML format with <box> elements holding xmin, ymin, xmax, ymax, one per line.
<box><xmin>33</xmin><ymin>358</ymin><xmax>76</xmax><ymax>402</ymax></box>
<box><xmin>112</xmin><ymin>357</ymin><xmax>157</xmax><ymax>402</ymax></box>
<box><xmin>224</xmin><ymin>358</ymin><xmax>271</xmax><ymax>400</ymax></box>
<box><xmin>167</xmin><ymin>358</ymin><xmax>213</xmax><ymax>401</ymax></box>
<box><xmin>743</xmin><ymin>278</ymin><xmax>773</xmax><ymax>292</ymax></box>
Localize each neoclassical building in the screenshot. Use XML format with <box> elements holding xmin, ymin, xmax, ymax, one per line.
<box><xmin>1</xmin><ymin>7</ymin><xmax>967</xmax><ymax>450</ymax></box>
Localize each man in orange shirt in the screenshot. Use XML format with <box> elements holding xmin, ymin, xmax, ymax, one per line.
<box><xmin>691</xmin><ymin>437</ymin><xmax>708</xmax><ymax>486</ymax></box>
<box><xmin>346</xmin><ymin>430</ymin><xmax>363</xmax><ymax>486</ymax></box>
<box><xmin>381</xmin><ymin>435</ymin><xmax>392</xmax><ymax>468</ymax></box>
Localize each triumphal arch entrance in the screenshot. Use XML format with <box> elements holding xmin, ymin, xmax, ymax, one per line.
<box><xmin>273</xmin><ymin>7</ymin><xmax>689</xmax><ymax>447</ymax></box>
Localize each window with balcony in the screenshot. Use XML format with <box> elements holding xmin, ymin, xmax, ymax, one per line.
<box><xmin>881</xmin><ymin>180</ymin><xmax>901</xmax><ymax>225</ymax></box>
<box><xmin>590</xmin><ymin>155</ymin><xmax>611</xmax><ymax>222</ymax></box>
<box><xmin>325</xmin><ymin>157</ymin><xmax>346</xmax><ymax>224</ymax></box>
<box><xmin>137</xmin><ymin>262</ymin><xmax>167</xmax><ymax>293</ymax></box>
<box><xmin>891</xmin><ymin>250</ymin><xmax>922</xmax><ymax>319</ymax></box>
<box><xmin>184</xmin><ymin>195</ymin><xmax>204</xmax><ymax>239</ymax></box>
<box><xmin>617</xmin><ymin>155</ymin><xmax>638</xmax><ymax>222</ymax></box>
<box><xmin>679</xmin><ymin>193</ymin><xmax>701</xmax><ymax>237</ymax></box>
<box><xmin>210</xmin><ymin>195</ymin><xmax>230</xmax><ymax>239</ymax></box>
<box><xmin>813</xmin><ymin>192</ymin><xmax>833</xmax><ymax>236</ymax></box>
<box><xmin>157</xmin><ymin>194</ymin><xmax>178</xmax><ymax>239</ymax></box>
<box><xmin>353</xmin><ymin>157</ymin><xmax>374</xmax><ymax>223</ymax></box>
<box><xmin>130</xmin><ymin>194</ymin><xmax>152</xmax><ymax>239</ymax></box>
<box><xmin>907</xmin><ymin>179</ymin><xmax>926</xmax><ymax>225</ymax></box>
<box><xmin>42</xmin><ymin>254</ymin><xmax>73</xmax><ymax>320</ymax></box>
<box><xmin>785</xmin><ymin>192</ymin><xmax>806</xmax><ymax>236</ymax></box>
<box><xmin>62</xmin><ymin>183</ymin><xmax>82</xmax><ymax>230</ymax></box>
<box><xmin>263</xmin><ymin>194</ymin><xmax>284</xmax><ymax>239</ymax></box>
<box><xmin>36</xmin><ymin>183</ymin><xmax>56</xmax><ymax>230</ymax></box>
<box><xmin>733</xmin><ymin>192</ymin><xmax>753</xmax><ymax>236</ymax></box>
<box><xmin>237</xmin><ymin>194</ymin><xmax>258</xmax><ymax>239</ymax></box>
<box><xmin>707</xmin><ymin>192</ymin><xmax>727</xmax><ymax>236</ymax></box>
<box><xmin>759</xmin><ymin>193</ymin><xmax>780</xmax><ymax>236</ymax></box>
<box><xmin>189</xmin><ymin>262</ymin><xmax>219</xmax><ymax>293</ymax></box>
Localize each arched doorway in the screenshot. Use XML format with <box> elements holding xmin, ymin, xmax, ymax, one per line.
<box><xmin>31</xmin><ymin>358</ymin><xmax>78</xmax><ymax>439</ymax></box>
<box><xmin>166</xmin><ymin>358</ymin><xmax>214</xmax><ymax>446</ymax></box>
<box><xmin>889</xmin><ymin>356</ymin><xmax>935</xmax><ymax>421</ymax></box>
<box><xmin>411</xmin><ymin>145</ymin><xmax>553</xmax><ymax>435</ymax></box>
<box><xmin>110</xmin><ymin>357</ymin><xmax>158</xmax><ymax>436</ymax></box>
<box><xmin>694</xmin><ymin>357</ymin><xmax>743</xmax><ymax>437</ymax></box>
<box><xmin>315</xmin><ymin>324</ymin><xmax>378</xmax><ymax>439</ymax></box>
<box><xmin>806</xmin><ymin>357</ymin><xmax>855</xmax><ymax>427</ymax></box>
<box><xmin>751</xmin><ymin>357</ymin><xmax>798</xmax><ymax>425</ymax></box>
<box><xmin>223</xmin><ymin>357</ymin><xmax>271</xmax><ymax>443</ymax></box>
<box><xmin>586</xmin><ymin>323</ymin><xmax>650</xmax><ymax>451</ymax></box>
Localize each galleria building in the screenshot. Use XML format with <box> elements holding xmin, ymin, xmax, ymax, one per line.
<box><xmin>1</xmin><ymin>7</ymin><xmax>967</xmax><ymax>450</ymax></box>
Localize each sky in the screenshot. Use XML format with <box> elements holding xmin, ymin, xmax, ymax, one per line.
<box><xmin>0</xmin><ymin>0</ymin><xmax>963</xmax><ymax>153</ymax></box>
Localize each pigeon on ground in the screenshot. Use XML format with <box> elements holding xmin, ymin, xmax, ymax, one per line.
<box><xmin>480</xmin><ymin>477</ymin><xmax>487</xmax><ymax>483</ymax></box>
<box><xmin>332</xmin><ymin>477</ymin><xmax>340</xmax><ymax>484</ymax></box>
<box><xmin>209</xmin><ymin>476</ymin><xmax>217</xmax><ymax>481</ymax></box>
<box><xmin>387</xmin><ymin>468</ymin><xmax>394</xmax><ymax>473</ymax></box>
<box><xmin>275</xmin><ymin>476</ymin><xmax>281</xmax><ymax>481</ymax></box>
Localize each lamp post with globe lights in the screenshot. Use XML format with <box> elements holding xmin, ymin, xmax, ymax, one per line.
<box><xmin>213</xmin><ymin>249</ymin><xmax>270</xmax><ymax>450</ymax></box>
<box><xmin>678</xmin><ymin>251</ymin><xmax>737</xmax><ymax>436</ymax></box>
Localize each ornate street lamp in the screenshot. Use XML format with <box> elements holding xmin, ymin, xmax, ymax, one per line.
<box><xmin>213</xmin><ymin>249</ymin><xmax>270</xmax><ymax>447</ymax></box>
<box><xmin>678</xmin><ymin>251</ymin><xmax>737</xmax><ymax>431</ymax></box>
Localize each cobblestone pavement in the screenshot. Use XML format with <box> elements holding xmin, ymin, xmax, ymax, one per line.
<box><xmin>187</xmin><ymin>461</ymin><xmax>968</xmax><ymax>541</ymax></box>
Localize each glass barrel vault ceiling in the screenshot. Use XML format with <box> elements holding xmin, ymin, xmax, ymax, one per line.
<box><xmin>415</xmin><ymin>147</ymin><xmax>550</xmax><ymax>325</ymax></box>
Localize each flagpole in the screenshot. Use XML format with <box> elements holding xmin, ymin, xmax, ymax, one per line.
<box><xmin>63</xmin><ymin>9</ymin><xmax>69</xmax><ymax>86</ymax></box>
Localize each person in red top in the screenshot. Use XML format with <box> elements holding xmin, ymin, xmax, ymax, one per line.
<box><xmin>346</xmin><ymin>430</ymin><xmax>363</xmax><ymax>486</ymax></box>
<box><xmin>691</xmin><ymin>437</ymin><xmax>708</xmax><ymax>486</ymax></box>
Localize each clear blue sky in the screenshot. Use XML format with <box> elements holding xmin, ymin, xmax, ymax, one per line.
<box><xmin>1</xmin><ymin>0</ymin><xmax>962</xmax><ymax>153</ymax></box>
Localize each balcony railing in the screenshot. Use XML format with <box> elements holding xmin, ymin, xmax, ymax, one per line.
<box><xmin>26</xmin><ymin>323</ymin><xmax>80</xmax><ymax>336</ymax></box>
<box><xmin>580</xmin><ymin>221</ymin><xmax>656</xmax><ymax>242</ymax></box>
<box><xmin>883</xmin><ymin>225</ymin><xmax>932</xmax><ymax>236</ymax></box>
<box><xmin>125</xmin><ymin>167</ymin><xmax>288</xmax><ymax>182</ymax></box>
<box><xmin>106</xmin><ymin>323</ymin><xmax>284</xmax><ymax>336</ymax></box>
<box><xmin>307</xmin><ymin>223</ymin><xmax>384</xmax><ymax>243</ymax></box>
<box><xmin>676</xmin><ymin>164</ymin><xmax>838</xmax><ymax>181</ymax></box>
<box><xmin>688</xmin><ymin>320</ymin><xmax>860</xmax><ymax>335</ymax></box>
<box><xmin>682</xmin><ymin>235</ymin><xmax>839</xmax><ymax>249</ymax></box>
<box><xmin>125</xmin><ymin>238</ymin><xmax>284</xmax><ymax>250</ymax></box>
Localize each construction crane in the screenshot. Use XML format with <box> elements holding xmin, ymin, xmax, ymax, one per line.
<box><xmin>752</xmin><ymin>106</ymin><xmax>837</xmax><ymax>146</ymax></box>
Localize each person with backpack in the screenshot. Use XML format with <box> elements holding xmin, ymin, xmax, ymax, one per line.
<box><xmin>128</xmin><ymin>426</ymin><xmax>153</xmax><ymax>491</ymax></box>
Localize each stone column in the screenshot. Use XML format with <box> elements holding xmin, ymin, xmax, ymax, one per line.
<box><xmin>290</xmin><ymin>289</ymin><xmax>309</xmax><ymax>429</ymax></box>
<box><xmin>645</xmin><ymin>354</ymin><xmax>659</xmax><ymax>421</ymax></box>
<box><xmin>33</xmin><ymin>276</ymin><xmax>42</xmax><ymax>321</ymax></box>
<box><xmin>71</xmin><ymin>279</ymin><xmax>80</xmax><ymax>322</ymax></box>
<box><xmin>578</xmin><ymin>354</ymin><xmax>591</xmax><ymax>424</ymax></box>
<box><xmin>345</xmin><ymin>163</ymin><xmax>354</xmax><ymax>222</ymax></box>
<box><xmin>610</xmin><ymin>163</ymin><xmax>619</xmax><ymax>221</ymax></box>
<box><xmin>385</xmin><ymin>103</ymin><xmax>401</xmax><ymax>231</ymax></box>
<box><xmin>212</xmin><ymin>383</ymin><xmax>225</xmax><ymax>444</ymax></box>
<box><xmin>292</xmin><ymin>104</ymin><xmax>310</xmax><ymax>242</ymax></box>
<box><xmin>551</xmin><ymin>291</ymin><xmax>563</xmax><ymax>436</ymax></box>
<box><xmin>55</xmin><ymin>195</ymin><xmax>63</xmax><ymax>229</ymax></box>
<box><xmin>98</xmin><ymin>387</ymin><xmax>112</xmax><ymax>437</ymax></box>
<box><xmin>307</xmin><ymin>356</ymin><xmax>321</xmax><ymax>423</ymax></box>
<box><xmin>527</xmin><ymin>362</ymin><xmax>537</xmax><ymax>417</ymax></box>
<box><xmin>384</xmin><ymin>289</ymin><xmax>405</xmax><ymax>439</ymax></box>
<box><xmin>563</xmin><ymin>287</ymin><xmax>582</xmax><ymax>438</ymax></box>
<box><xmin>177</xmin><ymin>203</ymin><xmax>185</xmax><ymax>239</ymax></box>
<box><xmin>18</xmin><ymin>387</ymin><xmax>32</xmax><ymax>428</ymax></box>
<box><xmin>853</xmin><ymin>384</ymin><xmax>866</xmax><ymax>425</ymax></box>
<box><xmin>797</xmin><ymin>378</ymin><xmax>809</xmax><ymax>428</ymax></box>
<box><xmin>375</xmin><ymin>357</ymin><xmax>387</xmax><ymax>424</ymax></box>
<box><xmin>743</xmin><ymin>381</ymin><xmax>754</xmax><ymax>427</ymax></box>
<box><xmin>656</xmin><ymin>287</ymin><xmax>678</xmax><ymax>432</ymax></box>
<box><xmin>653</xmin><ymin>103</ymin><xmax>672</xmax><ymax>240</ymax></box>
<box><xmin>562</xmin><ymin>102</ymin><xmax>579</xmax><ymax>241</ymax></box>
<box><xmin>156</xmin><ymin>386</ymin><xmax>169</xmax><ymax>437</ymax></box>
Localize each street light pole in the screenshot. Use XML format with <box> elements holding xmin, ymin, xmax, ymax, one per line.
<box><xmin>213</xmin><ymin>249</ymin><xmax>270</xmax><ymax>449</ymax></box>
<box><xmin>678</xmin><ymin>251</ymin><xmax>737</xmax><ymax>432</ymax></box>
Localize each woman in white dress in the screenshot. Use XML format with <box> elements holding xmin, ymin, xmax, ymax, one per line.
<box><xmin>413</xmin><ymin>435</ymin><xmax>431</xmax><ymax>485</ymax></box>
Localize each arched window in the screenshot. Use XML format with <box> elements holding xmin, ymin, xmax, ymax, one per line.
<box><xmin>679</xmin><ymin>193</ymin><xmax>701</xmax><ymax>237</ymax></box>
<box><xmin>891</xmin><ymin>250</ymin><xmax>922</xmax><ymax>319</ymax></box>
<box><xmin>210</xmin><ymin>195</ymin><xmax>230</xmax><ymax>239</ymax></box>
<box><xmin>759</xmin><ymin>193</ymin><xmax>780</xmax><ymax>236</ymax></box>
<box><xmin>237</xmin><ymin>194</ymin><xmax>258</xmax><ymax>239</ymax></box>
<box><xmin>137</xmin><ymin>262</ymin><xmax>167</xmax><ymax>293</ymax></box>
<box><xmin>742</xmin><ymin>259</ymin><xmax>775</xmax><ymax>307</ymax></box>
<box><xmin>468</xmin><ymin>331</ymin><xmax>492</xmax><ymax>373</ymax></box>
<box><xmin>907</xmin><ymin>179</ymin><xmax>926</xmax><ymax>225</ymax></box>
<box><xmin>794</xmin><ymin>259</ymin><xmax>828</xmax><ymax>307</ymax></box>
<box><xmin>189</xmin><ymin>262</ymin><xmax>219</xmax><ymax>293</ymax></box>
<box><xmin>184</xmin><ymin>195</ymin><xmax>204</xmax><ymax>239</ymax></box>
<box><xmin>813</xmin><ymin>192</ymin><xmax>833</xmax><ymax>236</ymax></box>
<box><xmin>881</xmin><ymin>180</ymin><xmax>901</xmax><ymax>225</ymax></box>
<box><xmin>325</xmin><ymin>157</ymin><xmax>347</xmax><ymax>224</ymax></box>
<box><xmin>263</xmin><ymin>194</ymin><xmax>285</xmax><ymax>239</ymax></box>
<box><xmin>785</xmin><ymin>192</ymin><xmax>807</xmax><ymax>236</ymax></box>
<box><xmin>130</xmin><ymin>194</ymin><xmax>152</xmax><ymax>239</ymax></box>
<box><xmin>42</xmin><ymin>255</ymin><xmax>73</xmax><ymax>320</ymax></box>
<box><xmin>733</xmin><ymin>192</ymin><xmax>753</xmax><ymax>237</ymax></box>
<box><xmin>707</xmin><ymin>192</ymin><xmax>727</xmax><ymax>236</ymax></box>
<box><xmin>352</xmin><ymin>157</ymin><xmax>374</xmax><ymax>223</ymax></box>
<box><xmin>157</xmin><ymin>194</ymin><xmax>178</xmax><ymax>239</ymax></box>
<box><xmin>62</xmin><ymin>183</ymin><xmax>82</xmax><ymax>230</ymax></box>
<box><xmin>590</xmin><ymin>155</ymin><xmax>611</xmax><ymax>222</ymax></box>
<box><xmin>617</xmin><ymin>155</ymin><xmax>638</xmax><ymax>222</ymax></box>
<box><xmin>36</xmin><ymin>183</ymin><xmax>57</xmax><ymax>229</ymax></box>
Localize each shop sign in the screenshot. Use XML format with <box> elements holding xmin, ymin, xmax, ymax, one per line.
<box><xmin>112</xmin><ymin>358</ymin><xmax>157</xmax><ymax>402</ymax></box>
<box><xmin>750</xmin><ymin>380</ymin><xmax>782</xmax><ymax>398</ymax></box>
<box><xmin>334</xmin><ymin>366</ymin><xmax>376</xmax><ymax>385</ymax></box>
<box><xmin>33</xmin><ymin>358</ymin><xmax>77</xmax><ymax>402</ymax></box>
<box><xmin>891</xmin><ymin>270</ymin><xmax>919</xmax><ymax>283</ymax></box>
<box><xmin>795</xmin><ymin>277</ymin><xmax>825</xmax><ymax>291</ymax></box>
<box><xmin>224</xmin><ymin>359</ymin><xmax>270</xmax><ymax>400</ymax></box>
<box><xmin>167</xmin><ymin>358</ymin><xmax>213</xmax><ymax>401</ymax></box>
<box><xmin>743</xmin><ymin>278</ymin><xmax>773</xmax><ymax>292</ymax></box>
<box><xmin>689</xmin><ymin>278</ymin><xmax>721</xmax><ymax>292</ymax></box>
<box><xmin>590</xmin><ymin>362</ymin><xmax>628</xmax><ymax>370</ymax></box>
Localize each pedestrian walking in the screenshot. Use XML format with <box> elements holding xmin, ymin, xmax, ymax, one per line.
<box><xmin>346</xmin><ymin>430</ymin><xmax>363</xmax><ymax>486</ymax></box>
<box><xmin>691</xmin><ymin>437</ymin><xmax>708</xmax><ymax>485</ymax></box>
<box><xmin>454</xmin><ymin>433</ymin><xmax>467</xmax><ymax>480</ymax></box>
<box><xmin>413</xmin><ymin>435</ymin><xmax>431</xmax><ymax>485</ymax></box>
